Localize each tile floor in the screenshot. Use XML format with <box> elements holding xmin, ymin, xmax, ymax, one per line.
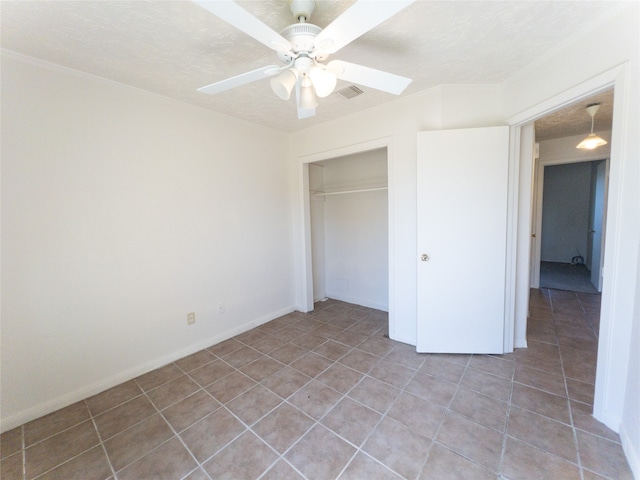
<box><xmin>0</xmin><ymin>289</ymin><xmax>634</xmax><ymax>479</ymax></box>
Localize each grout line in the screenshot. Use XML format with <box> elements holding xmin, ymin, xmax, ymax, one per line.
<box><xmin>19</xmin><ymin>415</ymin><xmax>96</xmax><ymax>450</ymax></box>
<box><xmin>21</xmin><ymin>425</ymin><xmax>26</xmax><ymax>480</ymax></box>
<box><xmin>252</xmin><ymin>319</ymin><xmax>368</xmax><ymax>478</ymax></box>
<box><xmin>140</xmin><ymin>386</ymin><xmax>211</xmax><ymax>479</ymax></box>
<box><xmin>30</xmin><ymin>445</ymin><xmax>111</xmax><ymax>480</ymax></box>
<box><xmin>86</xmin><ymin>404</ymin><xmax>118</xmax><ymax>480</ymax></box>
<box><xmin>311</xmin><ymin>355</ymin><xmax>396</xmax><ymax>478</ymax></box>
<box><xmin>175</xmin><ymin>412</ymin><xmax>227</xmax><ymax>479</ymax></box>
<box><xmin>552</xmin><ymin>290</ymin><xmax>587</xmax><ymax>480</ymax></box>
<box><xmin>253</xmin><ymin>329</ymin><xmax>400</xmax><ymax>478</ymax></box>
<box><xmin>256</xmin><ymin>397</ymin><xmax>324</xmax><ymax>479</ymax></box>
<box><xmin>29</xmin><ymin>403</ymin><xmax>116</xmax><ymax>480</ymax></box>
<box><xmin>417</xmin><ymin>353</ymin><xmax>497</xmax><ymax>477</ymax></box>
<box><xmin>180</xmin><ymin>312</ymin><xmax>385</xmax><ymax>479</ymax></box>
<box><xmin>498</xmin><ymin>350</ymin><xmax>517</xmax><ymax>477</ymax></box>
<box><xmin>413</xmin><ymin>355</ymin><xmax>447</xmax><ymax>478</ymax></box>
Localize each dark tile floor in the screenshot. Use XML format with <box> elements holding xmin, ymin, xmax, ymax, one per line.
<box><xmin>0</xmin><ymin>289</ymin><xmax>634</xmax><ymax>479</ymax></box>
<box><xmin>540</xmin><ymin>261</ymin><xmax>599</xmax><ymax>294</ymax></box>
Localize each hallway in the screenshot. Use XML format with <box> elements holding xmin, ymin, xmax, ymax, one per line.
<box><xmin>539</xmin><ymin>262</ymin><xmax>599</xmax><ymax>294</ymax></box>
<box><xmin>524</xmin><ymin>288</ymin><xmax>631</xmax><ymax>478</ymax></box>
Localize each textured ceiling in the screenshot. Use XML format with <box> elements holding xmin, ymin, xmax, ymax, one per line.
<box><xmin>0</xmin><ymin>0</ymin><xmax>624</xmax><ymax>133</ymax></box>
<box><xmin>535</xmin><ymin>90</ymin><xmax>614</xmax><ymax>142</ymax></box>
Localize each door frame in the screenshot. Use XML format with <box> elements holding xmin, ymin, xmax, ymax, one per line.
<box><xmin>588</xmin><ymin>159</ymin><xmax>608</xmax><ymax>292</ymax></box>
<box><xmin>531</xmin><ymin>156</ymin><xmax>609</xmax><ymax>290</ymax></box>
<box><xmin>508</xmin><ymin>63</ymin><xmax>631</xmax><ymax>430</ymax></box>
<box><xmin>297</xmin><ymin>136</ymin><xmax>395</xmax><ymax>327</ymax></box>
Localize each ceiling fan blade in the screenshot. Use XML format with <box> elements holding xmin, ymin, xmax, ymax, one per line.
<box><xmin>193</xmin><ymin>0</ymin><xmax>292</xmax><ymax>52</ymax></box>
<box><xmin>295</xmin><ymin>81</ymin><xmax>316</xmax><ymax>119</ymax></box>
<box><xmin>197</xmin><ymin>65</ymin><xmax>280</xmax><ymax>95</ymax></box>
<box><xmin>314</xmin><ymin>0</ymin><xmax>415</xmax><ymax>55</ymax></box>
<box><xmin>327</xmin><ymin>60</ymin><xmax>412</xmax><ymax>95</ymax></box>
<box><xmin>297</xmin><ymin>106</ymin><xmax>316</xmax><ymax>119</ymax></box>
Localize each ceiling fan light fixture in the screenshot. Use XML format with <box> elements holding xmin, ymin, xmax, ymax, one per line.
<box><xmin>309</xmin><ymin>66</ymin><xmax>336</xmax><ymax>98</ymax></box>
<box><xmin>194</xmin><ymin>0</ymin><xmax>415</xmax><ymax>119</ymax></box>
<box><xmin>576</xmin><ymin>103</ymin><xmax>608</xmax><ymax>150</ymax></box>
<box><xmin>271</xmin><ymin>69</ymin><xmax>298</xmax><ymax>100</ymax></box>
<box><xmin>299</xmin><ymin>78</ymin><xmax>318</xmax><ymax>109</ymax></box>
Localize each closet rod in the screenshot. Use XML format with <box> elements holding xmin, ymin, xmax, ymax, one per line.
<box><xmin>313</xmin><ymin>186</ymin><xmax>388</xmax><ymax>197</ymax></box>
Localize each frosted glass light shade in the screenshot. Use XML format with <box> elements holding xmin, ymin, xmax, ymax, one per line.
<box><xmin>299</xmin><ymin>83</ymin><xmax>318</xmax><ymax>109</ymax></box>
<box><xmin>309</xmin><ymin>67</ymin><xmax>336</xmax><ymax>98</ymax></box>
<box><xmin>576</xmin><ymin>133</ymin><xmax>607</xmax><ymax>150</ymax></box>
<box><xmin>576</xmin><ymin>103</ymin><xmax>607</xmax><ymax>150</ymax></box>
<box><xmin>271</xmin><ymin>70</ymin><xmax>297</xmax><ymax>100</ymax></box>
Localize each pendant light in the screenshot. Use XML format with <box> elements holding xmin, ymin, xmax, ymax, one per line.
<box><xmin>576</xmin><ymin>103</ymin><xmax>607</xmax><ymax>150</ymax></box>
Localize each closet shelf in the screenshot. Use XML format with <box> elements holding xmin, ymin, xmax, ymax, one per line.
<box><xmin>312</xmin><ymin>186</ymin><xmax>388</xmax><ymax>196</ymax></box>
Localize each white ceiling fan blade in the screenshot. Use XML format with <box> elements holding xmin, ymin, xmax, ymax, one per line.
<box><xmin>297</xmin><ymin>106</ymin><xmax>316</xmax><ymax>119</ymax></box>
<box><xmin>197</xmin><ymin>65</ymin><xmax>280</xmax><ymax>95</ymax></box>
<box><xmin>193</xmin><ymin>0</ymin><xmax>292</xmax><ymax>52</ymax></box>
<box><xmin>327</xmin><ymin>60</ymin><xmax>412</xmax><ymax>95</ymax></box>
<box><xmin>295</xmin><ymin>81</ymin><xmax>316</xmax><ymax>119</ymax></box>
<box><xmin>314</xmin><ymin>0</ymin><xmax>415</xmax><ymax>55</ymax></box>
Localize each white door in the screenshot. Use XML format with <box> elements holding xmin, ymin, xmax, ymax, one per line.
<box><xmin>416</xmin><ymin>126</ymin><xmax>510</xmax><ymax>353</ymax></box>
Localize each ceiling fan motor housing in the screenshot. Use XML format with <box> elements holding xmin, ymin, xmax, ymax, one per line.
<box><xmin>288</xmin><ymin>0</ymin><xmax>316</xmax><ymax>22</ymax></box>
<box><xmin>277</xmin><ymin>23</ymin><xmax>323</xmax><ymax>64</ymax></box>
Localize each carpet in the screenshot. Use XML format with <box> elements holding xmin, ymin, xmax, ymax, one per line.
<box><xmin>539</xmin><ymin>261</ymin><xmax>599</xmax><ymax>294</ymax></box>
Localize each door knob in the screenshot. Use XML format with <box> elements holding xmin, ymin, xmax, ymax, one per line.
<box><xmin>421</xmin><ymin>254</ymin><xmax>430</xmax><ymax>262</ymax></box>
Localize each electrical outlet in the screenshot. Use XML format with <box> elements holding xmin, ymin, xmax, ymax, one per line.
<box><xmin>218</xmin><ymin>302</ymin><xmax>225</xmax><ymax>314</ymax></box>
<box><xmin>187</xmin><ymin>312</ymin><xmax>196</xmax><ymax>325</ymax></box>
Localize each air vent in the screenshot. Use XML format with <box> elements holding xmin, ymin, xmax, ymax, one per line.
<box><xmin>336</xmin><ymin>85</ymin><xmax>363</xmax><ymax>99</ymax></box>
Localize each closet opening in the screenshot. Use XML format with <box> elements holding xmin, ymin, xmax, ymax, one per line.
<box><xmin>308</xmin><ymin>148</ymin><xmax>389</xmax><ymax>312</ymax></box>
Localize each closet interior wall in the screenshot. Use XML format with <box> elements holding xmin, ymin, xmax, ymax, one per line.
<box><xmin>309</xmin><ymin>149</ymin><xmax>389</xmax><ymax>311</ymax></box>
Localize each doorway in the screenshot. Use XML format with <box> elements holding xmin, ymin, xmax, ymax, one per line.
<box><xmin>309</xmin><ymin>149</ymin><xmax>389</xmax><ymax>311</ymax></box>
<box><xmin>530</xmin><ymin>90</ymin><xmax>612</xmax><ymax>293</ymax></box>
<box><xmin>298</xmin><ymin>137</ymin><xmax>395</xmax><ymax>321</ymax></box>
<box><xmin>517</xmin><ymin>86</ymin><xmax>618</xmax><ymax>428</ymax></box>
<box><xmin>538</xmin><ymin>159</ymin><xmax>609</xmax><ymax>294</ymax></box>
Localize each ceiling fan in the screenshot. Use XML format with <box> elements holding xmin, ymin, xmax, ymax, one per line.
<box><xmin>193</xmin><ymin>0</ymin><xmax>415</xmax><ymax>119</ymax></box>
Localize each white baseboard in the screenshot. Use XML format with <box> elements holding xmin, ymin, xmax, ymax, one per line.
<box><xmin>325</xmin><ymin>293</ymin><xmax>389</xmax><ymax>312</ymax></box>
<box><xmin>389</xmin><ymin>333</ymin><xmax>416</xmax><ymax>347</ymax></box>
<box><xmin>514</xmin><ymin>338</ymin><xmax>528</xmax><ymax>349</ymax></box>
<box><xmin>0</xmin><ymin>305</ymin><xmax>295</xmax><ymax>433</ymax></box>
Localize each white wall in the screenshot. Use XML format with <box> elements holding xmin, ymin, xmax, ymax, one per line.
<box><xmin>621</xmin><ymin>253</ymin><xmax>640</xmax><ymax>479</ymax></box>
<box><xmin>541</xmin><ymin>162</ymin><xmax>593</xmax><ymax>263</ymax></box>
<box><xmin>292</xmin><ymin>85</ymin><xmax>504</xmax><ymax>345</ymax></box>
<box><xmin>0</xmin><ymin>54</ymin><xmax>295</xmax><ymax>430</ymax></box>
<box><xmin>319</xmin><ymin>150</ymin><xmax>388</xmax><ymax>310</ymax></box>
